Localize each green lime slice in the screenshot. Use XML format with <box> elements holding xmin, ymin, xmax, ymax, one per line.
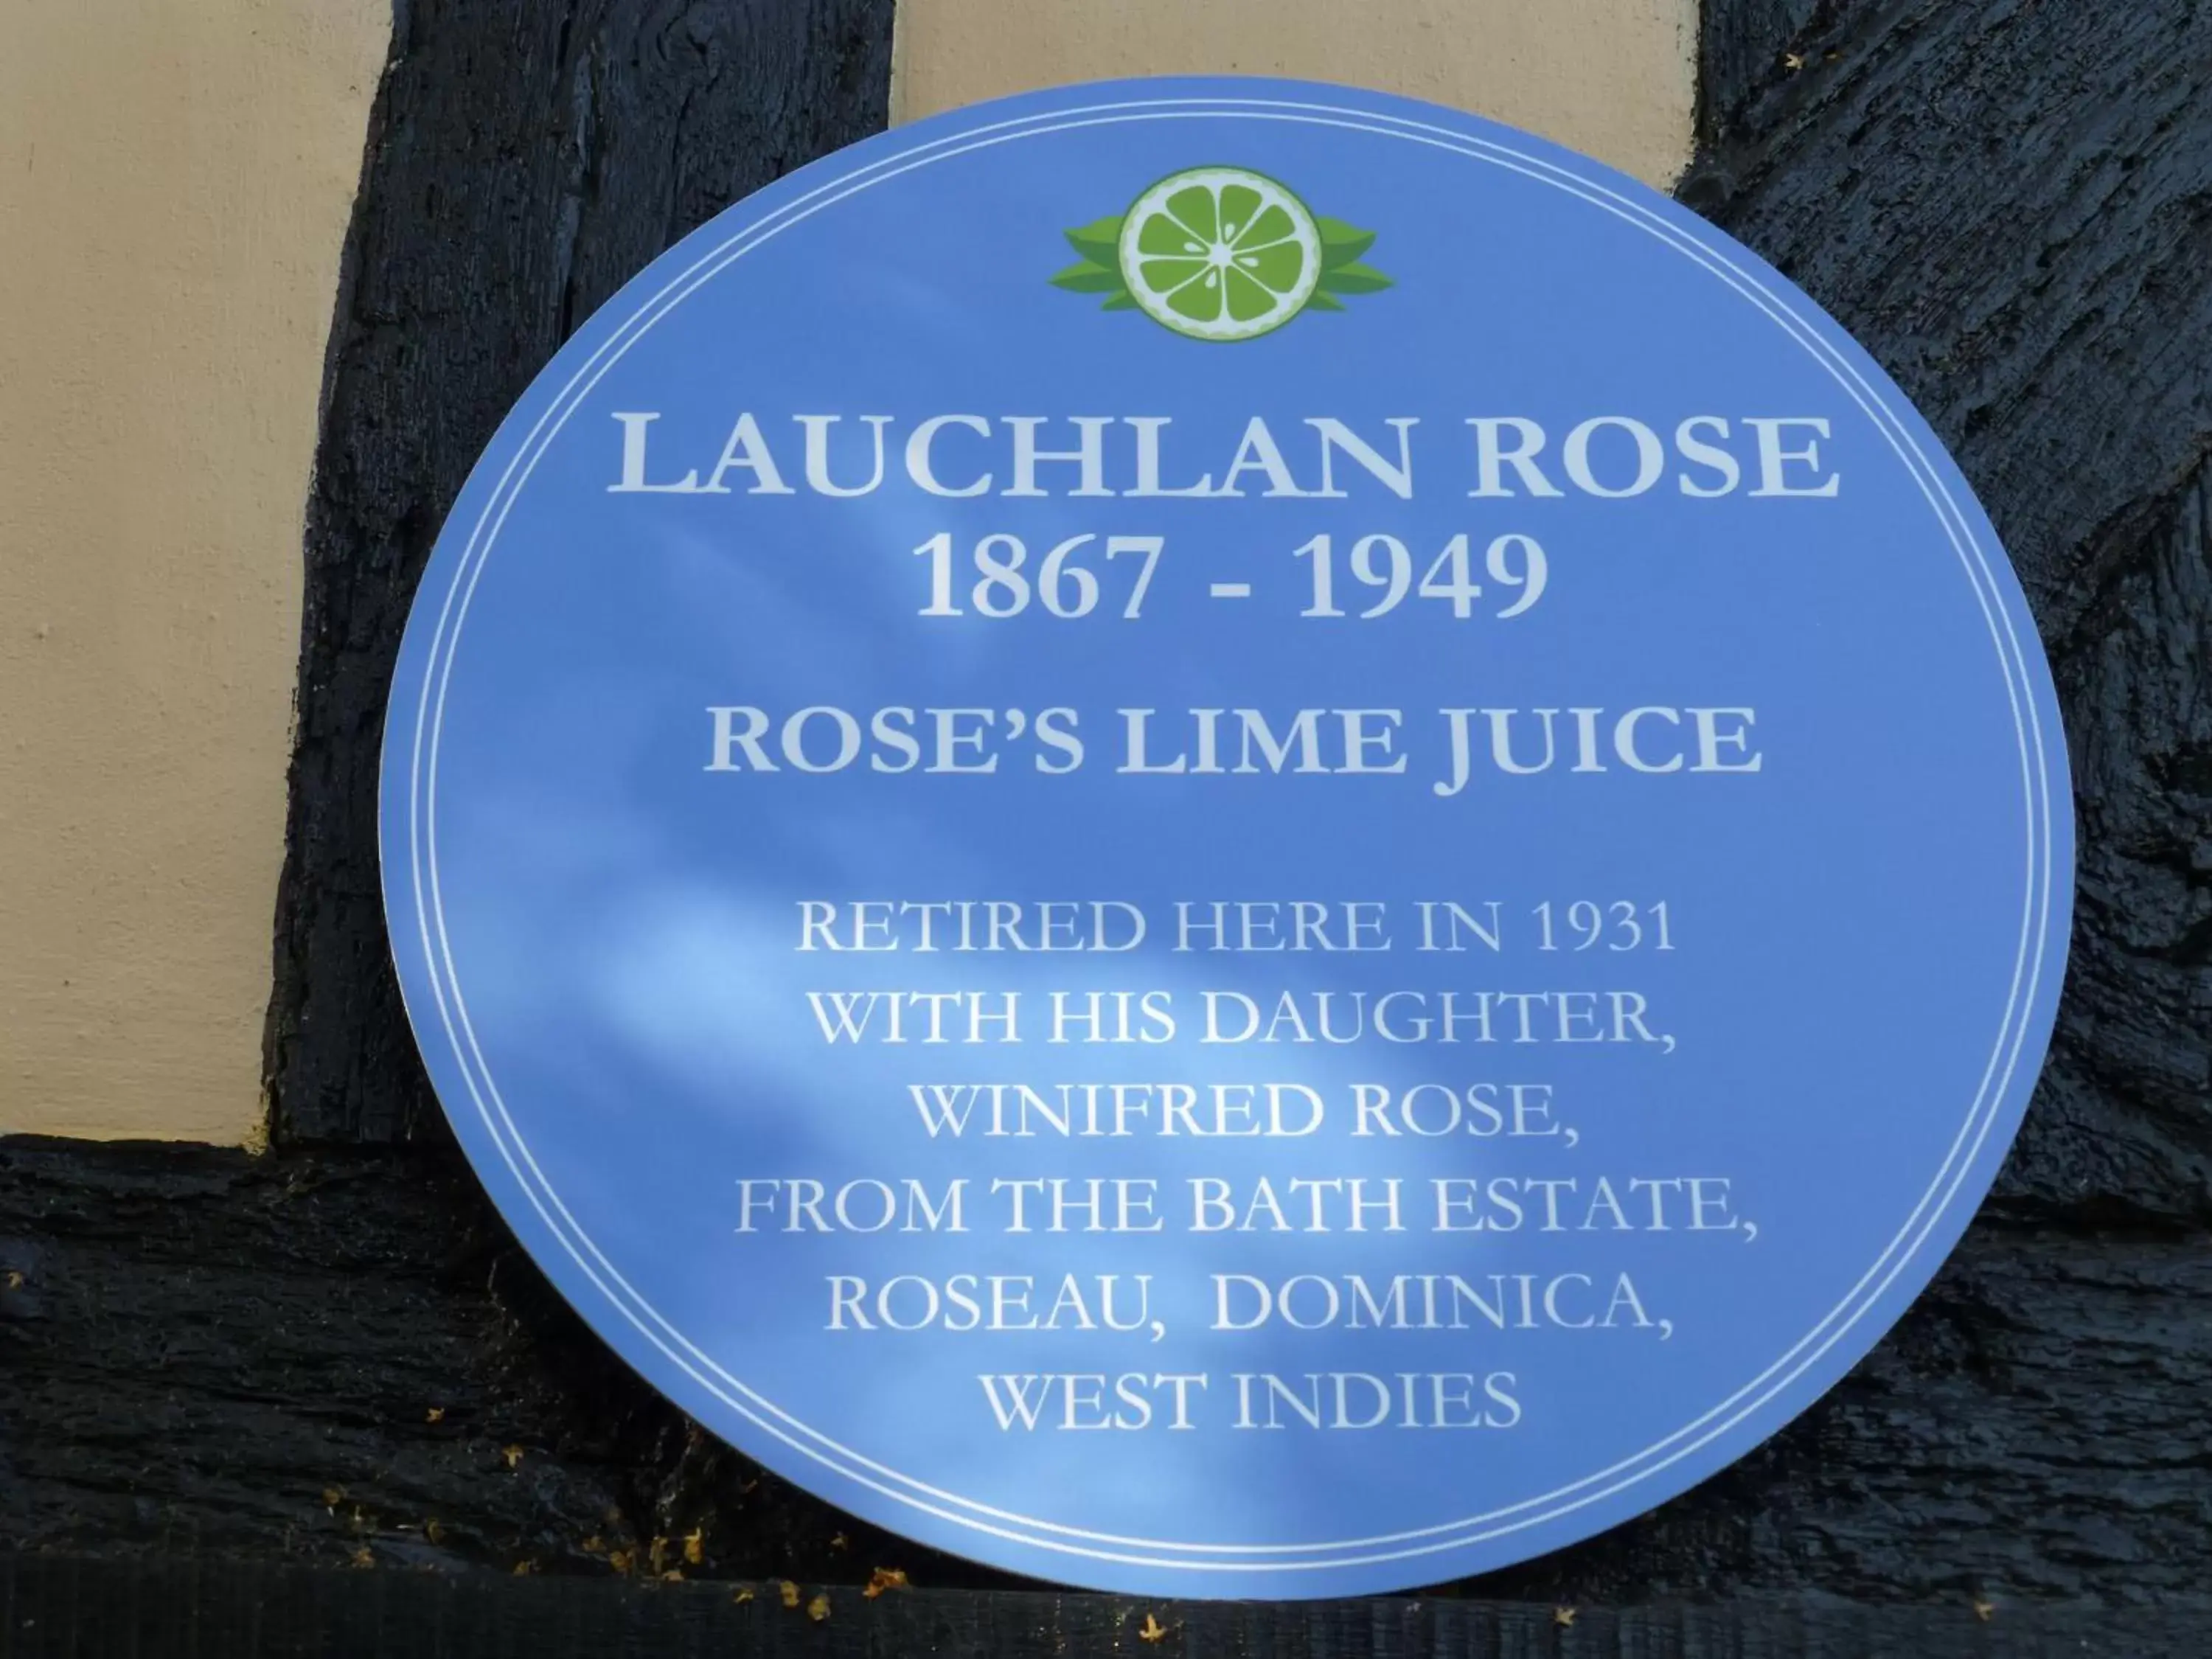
<box><xmin>1116</xmin><ymin>167</ymin><xmax>1322</xmax><ymax>341</ymax></box>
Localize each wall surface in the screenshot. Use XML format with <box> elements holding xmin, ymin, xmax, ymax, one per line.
<box><xmin>3</xmin><ymin>0</ymin><xmax>2211</xmax><ymax>1645</ymax></box>
<box><xmin>892</xmin><ymin>0</ymin><xmax>1698</xmax><ymax>189</ymax></box>
<box><xmin>0</xmin><ymin>0</ymin><xmax>389</xmax><ymax>1141</ymax></box>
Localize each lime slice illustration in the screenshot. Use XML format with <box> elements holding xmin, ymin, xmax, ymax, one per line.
<box><xmin>1116</xmin><ymin>167</ymin><xmax>1324</xmax><ymax>341</ymax></box>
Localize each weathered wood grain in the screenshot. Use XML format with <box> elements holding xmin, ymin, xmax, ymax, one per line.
<box><xmin>4</xmin><ymin>1552</ymin><xmax>2207</xmax><ymax>1659</ymax></box>
<box><xmin>1697</xmin><ymin>0</ymin><xmax>1825</xmax><ymax>143</ymax></box>
<box><xmin>1688</xmin><ymin>0</ymin><xmax>2212</xmax><ymax>1231</ymax></box>
<box><xmin>4</xmin><ymin>1135</ymin><xmax>2208</xmax><ymax>1605</ymax></box>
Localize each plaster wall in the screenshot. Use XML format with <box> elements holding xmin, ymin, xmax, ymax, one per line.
<box><xmin>892</xmin><ymin>0</ymin><xmax>1699</xmax><ymax>189</ymax></box>
<box><xmin>0</xmin><ymin>0</ymin><xmax>390</xmax><ymax>1140</ymax></box>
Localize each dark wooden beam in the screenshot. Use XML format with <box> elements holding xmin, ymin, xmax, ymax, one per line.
<box><xmin>1687</xmin><ymin>0</ymin><xmax>2212</xmax><ymax>1232</ymax></box>
<box><xmin>267</xmin><ymin>0</ymin><xmax>899</xmax><ymax>1144</ymax></box>
<box><xmin>4</xmin><ymin>1133</ymin><xmax>2208</xmax><ymax>1603</ymax></box>
<box><xmin>8</xmin><ymin>1551</ymin><xmax>2206</xmax><ymax>1659</ymax></box>
<box><xmin>1695</xmin><ymin>0</ymin><xmax>1825</xmax><ymax>143</ymax></box>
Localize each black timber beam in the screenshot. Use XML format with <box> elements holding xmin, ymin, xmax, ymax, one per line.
<box><xmin>3</xmin><ymin>1553</ymin><xmax>2208</xmax><ymax>1659</ymax></box>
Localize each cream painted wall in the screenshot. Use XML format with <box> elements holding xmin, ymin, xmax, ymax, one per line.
<box><xmin>0</xmin><ymin>0</ymin><xmax>389</xmax><ymax>1141</ymax></box>
<box><xmin>892</xmin><ymin>0</ymin><xmax>1699</xmax><ymax>190</ymax></box>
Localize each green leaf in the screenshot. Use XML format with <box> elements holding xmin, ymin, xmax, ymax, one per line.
<box><xmin>1314</xmin><ymin>216</ymin><xmax>1377</xmax><ymax>268</ymax></box>
<box><xmin>1302</xmin><ymin>288</ymin><xmax>1348</xmax><ymax>312</ymax></box>
<box><xmin>1319</xmin><ymin>260</ymin><xmax>1392</xmax><ymax>295</ymax></box>
<box><xmin>1100</xmin><ymin>291</ymin><xmax>1139</xmax><ymax>310</ymax></box>
<box><xmin>1063</xmin><ymin>215</ymin><xmax>1124</xmax><ymax>268</ymax></box>
<box><xmin>1051</xmin><ymin>260</ymin><xmax>1124</xmax><ymax>293</ymax></box>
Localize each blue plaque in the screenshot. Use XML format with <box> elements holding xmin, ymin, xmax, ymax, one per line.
<box><xmin>380</xmin><ymin>79</ymin><xmax>2072</xmax><ymax>1597</ymax></box>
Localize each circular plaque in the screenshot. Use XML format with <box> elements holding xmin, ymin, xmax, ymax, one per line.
<box><xmin>380</xmin><ymin>79</ymin><xmax>2072</xmax><ymax>1597</ymax></box>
